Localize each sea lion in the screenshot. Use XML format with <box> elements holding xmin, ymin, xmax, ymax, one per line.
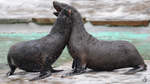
<box><xmin>7</xmin><ymin>7</ymin><xmax>72</xmax><ymax>81</ymax></box>
<box><xmin>53</xmin><ymin>1</ymin><xmax>147</xmax><ymax>75</ymax></box>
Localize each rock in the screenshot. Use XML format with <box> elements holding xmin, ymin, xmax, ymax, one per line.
<box><xmin>0</xmin><ymin>18</ymin><xmax>32</xmax><ymax>24</ymax></box>
<box><xmin>0</xmin><ymin>60</ymin><xmax>150</xmax><ymax>84</ymax></box>
<box><xmin>0</xmin><ymin>18</ymin><xmax>148</xmax><ymax>26</ymax></box>
<box><xmin>90</xmin><ymin>20</ymin><xmax>149</xmax><ymax>26</ymax></box>
<box><xmin>32</xmin><ymin>18</ymin><xmax>56</xmax><ymax>25</ymax></box>
<box><xmin>32</xmin><ymin>18</ymin><xmax>87</xmax><ymax>25</ymax></box>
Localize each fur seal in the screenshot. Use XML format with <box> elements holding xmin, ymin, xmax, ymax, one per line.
<box><xmin>53</xmin><ymin>1</ymin><xmax>147</xmax><ymax>75</ymax></box>
<box><xmin>7</xmin><ymin>7</ymin><xmax>72</xmax><ymax>81</ymax></box>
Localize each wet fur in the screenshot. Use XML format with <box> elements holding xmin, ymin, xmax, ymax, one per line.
<box><xmin>7</xmin><ymin>8</ymin><xmax>72</xmax><ymax>80</ymax></box>
<box><xmin>53</xmin><ymin>1</ymin><xmax>147</xmax><ymax>75</ymax></box>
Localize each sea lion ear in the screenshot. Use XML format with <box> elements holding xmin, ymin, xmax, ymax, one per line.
<box><xmin>68</xmin><ymin>9</ymin><xmax>72</xmax><ymax>15</ymax></box>
<box><xmin>64</xmin><ymin>9</ymin><xmax>72</xmax><ymax>17</ymax></box>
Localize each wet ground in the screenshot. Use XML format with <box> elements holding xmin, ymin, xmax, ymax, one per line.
<box><xmin>0</xmin><ymin>60</ymin><xmax>149</xmax><ymax>84</ymax></box>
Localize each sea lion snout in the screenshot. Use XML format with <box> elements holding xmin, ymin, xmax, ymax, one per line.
<box><xmin>53</xmin><ymin>1</ymin><xmax>68</xmax><ymax>16</ymax></box>
<box><xmin>53</xmin><ymin>1</ymin><xmax>63</xmax><ymax>12</ymax></box>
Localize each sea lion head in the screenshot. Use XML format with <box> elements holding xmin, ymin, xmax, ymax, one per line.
<box><xmin>53</xmin><ymin>1</ymin><xmax>68</xmax><ymax>16</ymax></box>
<box><xmin>56</xmin><ymin>7</ymin><xmax>72</xmax><ymax>25</ymax></box>
<box><xmin>53</xmin><ymin>1</ymin><xmax>81</xmax><ymax>22</ymax></box>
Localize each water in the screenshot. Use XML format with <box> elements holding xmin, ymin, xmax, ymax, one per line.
<box><xmin>0</xmin><ymin>23</ymin><xmax>150</xmax><ymax>69</ymax></box>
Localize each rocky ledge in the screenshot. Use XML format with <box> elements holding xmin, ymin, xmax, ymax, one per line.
<box><xmin>0</xmin><ymin>18</ymin><xmax>149</xmax><ymax>26</ymax></box>
<box><xmin>0</xmin><ymin>60</ymin><xmax>149</xmax><ymax>84</ymax></box>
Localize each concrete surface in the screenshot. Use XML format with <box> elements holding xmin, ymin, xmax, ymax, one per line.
<box><xmin>0</xmin><ymin>60</ymin><xmax>149</xmax><ymax>84</ymax></box>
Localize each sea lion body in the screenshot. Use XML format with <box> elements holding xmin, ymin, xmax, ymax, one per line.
<box><xmin>7</xmin><ymin>8</ymin><xmax>72</xmax><ymax>80</ymax></box>
<box><xmin>53</xmin><ymin>1</ymin><xmax>147</xmax><ymax>74</ymax></box>
<box><xmin>8</xmin><ymin>36</ymin><xmax>64</xmax><ymax>72</ymax></box>
<box><xmin>72</xmin><ymin>40</ymin><xmax>144</xmax><ymax>71</ymax></box>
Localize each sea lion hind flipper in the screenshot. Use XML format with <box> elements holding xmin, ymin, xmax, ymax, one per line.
<box><xmin>7</xmin><ymin>54</ymin><xmax>17</xmax><ymax>76</ymax></box>
<box><xmin>29</xmin><ymin>70</ymin><xmax>51</xmax><ymax>81</ymax></box>
<box><xmin>7</xmin><ymin>65</ymin><xmax>16</xmax><ymax>76</ymax></box>
<box><xmin>124</xmin><ymin>64</ymin><xmax>147</xmax><ymax>75</ymax></box>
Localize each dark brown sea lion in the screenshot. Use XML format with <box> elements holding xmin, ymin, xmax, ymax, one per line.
<box><xmin>7</xmin><ymin>7</ymin><xmax>72</xmax><ymax>81</ymax></box>
<box><xmin>53</xmin><ymin>1</ymin><xmax>147</xmax><ymax>75</ymax></box>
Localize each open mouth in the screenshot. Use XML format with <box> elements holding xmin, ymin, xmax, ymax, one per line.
<box><xmin>53</xmin><ymin>1</ymin><xmax>62</xmax><ymax>16</ymax></box>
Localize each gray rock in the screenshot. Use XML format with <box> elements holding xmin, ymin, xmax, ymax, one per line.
<box><xmin>0</xmin><ymin>18</ymin><xmax>32</xmax><ymax>24</ymax></box>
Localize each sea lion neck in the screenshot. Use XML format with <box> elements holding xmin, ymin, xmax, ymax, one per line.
<box><xmin>71</xmin><ymin>12</ymin><xmax>88</xmax><ymax>36</ymax></box>
<box><xmin>49</xmin><ymin>17</ymin><xmax>71</xmax><ymax>35</ymax></box>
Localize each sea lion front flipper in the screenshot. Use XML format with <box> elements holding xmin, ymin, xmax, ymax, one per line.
<box><xmin>49</xmin><ymin>66</ymin><xmax>63</xmax><ymax>73</ymax></box>
<box><xmin>29</xmin><ymin>60</ymin><xmax>53</xmax><ymax>81</ymax></box>
<box><xmin>61</xmin><ymin>58</ymin><xmax>86</xmax><ymax>78</ymax></box>
<box><xmin>61</xmin><ymin>68</ymin><xmax>85</xmax><ymax>78</ymax></box>
<box><xmin>51</xmin><ymin>69</ymin><xmax>63</xmax><ymax>73</ymax></box>
<box><xmin>29</xmin><ymin>70</ymin><xmax>51</xmax><ymax>81</ymax></box>
<box><xmin>73</xmin><ymin>57</ymin><xmax>87</xmax><ymax>73</ymax></box>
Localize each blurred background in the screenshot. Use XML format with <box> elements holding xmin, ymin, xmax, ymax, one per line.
<box><xmin>0</xmin><ymin>0</ymin><xmax>150</xmax><ymax>70</ymax></box>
